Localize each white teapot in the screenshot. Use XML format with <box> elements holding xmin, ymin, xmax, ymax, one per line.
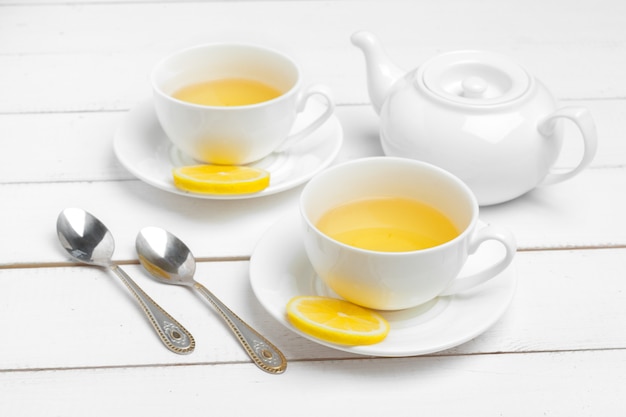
<box><xmin>351</xmin><ymin>31</ymin><xmax>597</xmax><ymax>205</ymax></box>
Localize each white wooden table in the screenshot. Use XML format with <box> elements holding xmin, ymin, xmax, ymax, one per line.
<box><xmin>1</xmin><ymin>1</ymin><xmax>625</xmax><ymax>415</ymax></box>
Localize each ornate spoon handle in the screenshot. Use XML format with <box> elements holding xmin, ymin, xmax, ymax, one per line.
<box><xmin>110</xmin><ymin>264</ymin><xmax>195</xmax><ymax>354</ymax></box>
<box><xmin>193</xmin><ymin>282</ymin><xmax>287</xmax><ymax>374</ymax></box>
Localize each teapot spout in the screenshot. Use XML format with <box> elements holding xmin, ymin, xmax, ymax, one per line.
<box><xmin>351</xmin><ymin>31</ymin><xmax>405</xmax><ymax>115</ymax></box>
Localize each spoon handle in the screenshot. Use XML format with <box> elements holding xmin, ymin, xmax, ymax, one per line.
<box><xmin>110</xmin><ymin>265</ymin><xmax>195</xmax><ymax>355</ymax></box>
<box><xmin>193</xmin><ymin>282</ymin><xmax>287</xmax><ymax>374</ymax></box>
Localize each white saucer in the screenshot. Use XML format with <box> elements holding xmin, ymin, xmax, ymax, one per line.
<box><xmin>113</xmin><ymin>99</ymin><xmax>343</xmax><ymax>199</ymax></box>
<box><xmin>250</xmin><ymin>214</ymin><xmax>517</xmax><ymax>357</ymax></box>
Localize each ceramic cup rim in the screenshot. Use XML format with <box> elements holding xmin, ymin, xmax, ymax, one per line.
<box><xmin>299</xmin><ymin>156</ymin><xmax>480</xmax><ymax>256</ymax></box>
<box><xmin>150</xmin><ymin>42</ymin><xmax>303</xmax><ymax>110</ymax></box>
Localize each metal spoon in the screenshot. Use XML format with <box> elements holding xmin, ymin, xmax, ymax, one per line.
<box><xmin>135</xmin><ymin>226</ymin><xmax>287</xmax><ymax>374</ymax></box>
<box><xmin>56</xmin><ymin>208</ymin><xmax>195</xmax><ymax>354</ymax></box>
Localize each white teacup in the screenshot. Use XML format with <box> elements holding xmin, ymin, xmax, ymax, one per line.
<box><xmin>151</xmin><ymin>43</ymin><xmax>335</xmax><ymax>165</ymax></box>
<box><xmin>300</xmin><ymin>157</ymin><xmax>517</xmax><ymax>310</ymax></box>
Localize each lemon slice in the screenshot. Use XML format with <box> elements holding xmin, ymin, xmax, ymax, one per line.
<box><xmin>172</xmin><ymin>165</ymin><xmax>270</xmax><ymax>195</ymax></box>
<box><xmin>286</xmin><ymin>296</ymin><xmax>390</xmax><ymax>345</ymax></box>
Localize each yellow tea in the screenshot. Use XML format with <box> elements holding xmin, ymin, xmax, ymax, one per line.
<box><xmin>316</xmin><ymin>197</ymin><xmax>459</xmax><ymax>252</ymax></box>
<box><xmin>172</xmin><ymin>77</ymin><xmax>282</xmax><ymax>106</ymax></box>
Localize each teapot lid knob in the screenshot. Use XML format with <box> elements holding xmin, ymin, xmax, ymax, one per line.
<box><xmin>462</xmin><ymin>76</ymin><xmax>488</xmax><ymax>98</ymax></box>
<box><xmin>417</xmin><ymin>50</ymin><xmax>531</xmax><ymax>106</ymax></box>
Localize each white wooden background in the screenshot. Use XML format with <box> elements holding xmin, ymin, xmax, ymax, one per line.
<box><xmin>1</xmin><ymin>0</ymin><xmax>625</xmax><ymax>415</ymax></box>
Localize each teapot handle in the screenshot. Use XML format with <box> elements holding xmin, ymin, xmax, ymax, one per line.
<box><xmin>537</xmin><ymin>106</ymin><xmax>598</xmax><ymax>186</ymax></box>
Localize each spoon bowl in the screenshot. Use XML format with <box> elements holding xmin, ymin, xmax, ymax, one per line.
<box><xmin>56</xmin><ymin>208</ymin><xmax>115</xmax><ymax>267</ymax></box>
<box><xmin>136</xmin><ymin>226</ymin><xmax>287</xmax><ymax>374</ymax></box>
<box><xmin>135</xmin><ymin>228</ymin><xmax>196</xmax><ymax>286</ymax></box>
<box><xmin>56</xmin><ymin>208</ymin><xmax>195</xmax><ymax>354</ymax></box>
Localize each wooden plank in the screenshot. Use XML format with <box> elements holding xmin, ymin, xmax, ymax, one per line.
<box><xmin>0</xmin><ymin>0</ymin><xmax>625</xmax><ymax>113</ymax></box>
<box><xmin>481</xmin><ymin>166</ymin><xmax>626</xmax><ymax>250</ymax></box>
<box><xmin>1</xmin><ymin>349</ymin><xmax>624</xmax><ymax>416</ymax></box>
<box><xmin>1</xmin><ymin>249</ymin><xmax>625</xmax><ymax>370</ymax></box>
<box><xmin>0</xmin><ymin>105</ymin><xmax>380</xmax><ymax>184</ymax></box>
<box><xmin>447</xmin><ymin>247</ymin><xmax>626</xmax><ymax>354</ymax></box>
<box><xmin>3</xmin><ymin>0</ymin><xmax>624</xmax><ymax>61</ymax></box>
<box><xmin>0</xmin><ymin>165</ymin><xmax>622</xmax><ymax>265</ymax></box>
<box><xmin>0</xmin><ymin>99</ymin><xmax>622</xmax><ymax>185</ymax></box>
<box><xmin>0</xmin><ymin>261</ymin><xmax>349</xmax><ymax>371</ymax></box>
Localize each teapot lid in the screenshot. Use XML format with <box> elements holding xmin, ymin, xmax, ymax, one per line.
<box><xmin>418</xmin><ymin>50</ymin><xmax>531</xmax><ymax>106</ymax></box>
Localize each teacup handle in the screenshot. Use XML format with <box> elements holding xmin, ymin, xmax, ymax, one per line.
<box><xmin>537</xmin><ymin>106</ymin><xmax>598</xmax><ymax>186</ymax></box>
<box><xmin>439</xmin><ymin>224</ymin><xmax>517</xmax><ymax>296</ymax></box>
<box><xmin>274</xmin><ymin>84</ymin><xmax>335</xmax><ymax>152</ymax></box>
